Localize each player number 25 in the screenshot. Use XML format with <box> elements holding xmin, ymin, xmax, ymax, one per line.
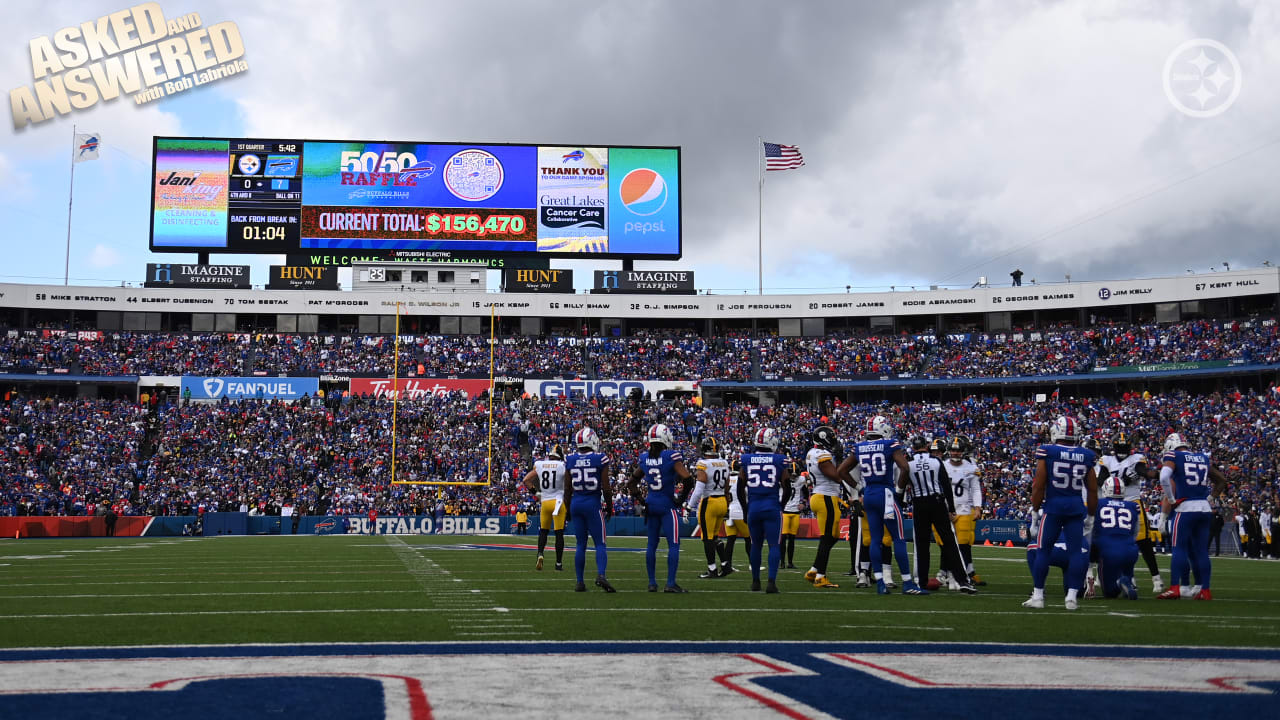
<box><xmin>570</xmin><ymin>467</ymin><xmax>598</xmax><ymax>492</ymax></box>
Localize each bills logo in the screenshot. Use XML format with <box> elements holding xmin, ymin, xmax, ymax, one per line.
<box><xmin>562</xmin><ymin>150</ymin><xmax>585</xmax><ymax>162</ymax></box>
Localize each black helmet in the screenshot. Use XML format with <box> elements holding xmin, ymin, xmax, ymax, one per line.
<box><xmin>700</xmin><ymin>436</ymin><xmax>720</xmax><ymax>457</ymax></box>
<box><xmin>1111</xmin><ymin>432</ymin><xmax>1131</xmax><ymax>458</ymax></box>
<box><xmin>812</xmin><ymin>425</ymin><xmax>840</xmax><ymax>452</ymax></box>
<box><xmin>910</xmin><ymin>435</ymin><xmax>929</xmax><ymax>452</ymax></box>
<box><xmin>1082</xmin><ymin>438</ymin><xmax>1099</xmax><ymax>452</ymax></box>
<box><xmin>947</xmin><ymin>436</ymin><xmax>967</xmax><ymax>458</ymax></box>
<box><xmin>548</xmin><ymin>444</ymin><xmax>565</xmax><ymax>460</ymax></box>
<box><xmin>929</xmin><ymin>438</ymin><xmax>947</xmax><ymax>455</ymax></box>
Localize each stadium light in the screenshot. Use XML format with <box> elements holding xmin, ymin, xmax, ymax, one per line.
<box><xmin>1223</xmin><ymin>261</ymin><xmax>1230</xmax><ymax>271</ymax></box>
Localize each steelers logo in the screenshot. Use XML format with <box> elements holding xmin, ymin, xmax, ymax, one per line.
<box><xmin>237</xmin><ymin>154</ymin><xmax>262</xmax><ymax>176</ymax></box>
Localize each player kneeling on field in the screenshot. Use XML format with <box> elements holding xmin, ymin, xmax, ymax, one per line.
<box><xmin>1094</xmin><ymin>477</ymin><xmax>1141</xmax><ymax>600</ymax></box>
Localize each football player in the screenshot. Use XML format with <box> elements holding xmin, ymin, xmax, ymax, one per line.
<box><xmin>631</xmin><ymin>423</ymin><xmax>693</xmax><ymax>593</ymax></box>
<box><xmin>848</xmin><ymin>415</ymin><xmax>923</xmax><ymax>594</ymax></box>
<box><xmin>523</xmin><ymin>445</ymin><xmax>568</xmax><ymax>572</ymax></box>
<box><xmin>1098</xmin><ymin>432</ymin><xmax>1165</xmax><ymax>594</ymax></box>
<box><xmin>1094</xmin><ymin>476</ymin><xmax>1140</xmax><ymax>600</ymax></box>
<box><xmin>1023</xmin><ymin>416</ymin><xmax>1097</xmax><ymax>610</ymax></box>
<box><xmin>565</xmin><ymin>427</ymin><xmax>616</xmax><ymax>593</ymax></box>
<box><xmin>738</xmin><ymin>427</ymin><xmax>793</xmax><ymax>593</ymax></box>
<box><xmin>685</xmin><ymin>436</ymin><xmax>731</xmax><ymax>579</ymax></box>
<box><xmin>1025</xmin><ymin>509</ymin><xmax>1073</xmax><ymax>598</ymax></box>
<box><xmin>906</xmin><ymin>436</ymin><xmax>972</xmax><ymax>595</ymax></box>
<box><xmin>720</xmin><ymin>457</ymin><xmax>750</xmax><ymax>575</ymax></box>
<box><xmin>804</xmin><ymin>425</ymin><xmax>857</xmax><ymax>589</ymax></box>
<box><xmin>945</xmin><ymin>436</ymin><xmax>986</xmax><ymax>587</ymax></box>
<box><xmin>1155</xmin><ymin>433</ymin><xmax>1227</xmax><ymax>600</ymax></box>
<box><xmin>781</xmin><ymin>467</ymin><xmax>808</xmax><ymax>570</ymax></box>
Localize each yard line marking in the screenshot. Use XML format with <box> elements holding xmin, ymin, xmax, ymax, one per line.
<box><xmin>839</xmin><ymin>625</ymin><xmax>954</xmax><ymax>632</ymax></box>
<box><xmin>0</xmin><ymin>590</ymin><xmax>426</xmax><ymax>600</ymax></box>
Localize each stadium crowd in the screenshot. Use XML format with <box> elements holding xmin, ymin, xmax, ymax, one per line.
<box><xmin>3</xmin><ymin>387</ymin><xmax>1277</xmax><ymax>547</ymax></box>
<box><xmin>3</xmin><ymin>317</ymin><xmax>1278</xmax><ymax>381</ymax></box>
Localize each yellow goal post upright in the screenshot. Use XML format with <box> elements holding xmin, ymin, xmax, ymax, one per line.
<box><xmin>389</xmin><ymin>301</ymin><xmax>496</xmax><ymax>488</ymax></box>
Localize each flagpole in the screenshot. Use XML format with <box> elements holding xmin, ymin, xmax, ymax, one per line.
<box><xmin>64</xmin><ymin>124</ymin><xmax>76</xmax><ymax>286</ymax></box>
<box><xmin>757</xmin><ymin>136</ymin><xmax>764</xmax><ymax>295</ymax></box>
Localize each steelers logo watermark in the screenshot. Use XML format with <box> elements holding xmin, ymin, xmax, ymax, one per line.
<box><xmin>1163</xmin><ymin>39</ymin><xmax>1241</xmax><ymax>118</ymax></box>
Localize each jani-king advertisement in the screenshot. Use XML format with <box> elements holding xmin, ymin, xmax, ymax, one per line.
<box><xmin>152</xmin><ymin>138</ymin><xmax>230</xmax><ymax>248</ymax></box>
<box><xmin>181</xmin><ymin>376</ymin><xmax>319</xmax><ymax>400</ymax></box>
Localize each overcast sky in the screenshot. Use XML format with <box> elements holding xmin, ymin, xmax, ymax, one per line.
<box><xmin>1</xmin><ymin>0</ymin><xmax>1276</xmax><ymax>293</ymax></box>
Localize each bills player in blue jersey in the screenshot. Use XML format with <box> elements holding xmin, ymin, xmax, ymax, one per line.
<box><xmin>1024</xmin><ymin>416</ymin><xmax>1098</xmax><ymax>610</ymax></box>
<box><xmin>737</xmin><ymin>427</ymin><xmax>793</xmax><ymax>594</ymax></box>
<box><xmin>1025</xmin><ymin>510</ymin><xmax>1073</xmax><ymax>598</ymax></box>
<box><xmin>1155</xmin><ymin>433</ymin><xmax>1227</xmax><ymax>601</ymax></box>
<box><xmin>565</xmin><ymin>427</ymin><xmax>616</xmax><ymax>593</ymax></box>
<box><xmin>630</xmin><ymin>423</ymin><xmax>693</xmax><ymax>593</ymax></box>
<box><xmin>847</xmin><ymin>415</ymin><xmax>924</xmax><ymax>595</ymax></box>
<box><xmin>1094</xmin><ymin>477</ymin><xmax>1140</xmax><ymax>600</ymax></box>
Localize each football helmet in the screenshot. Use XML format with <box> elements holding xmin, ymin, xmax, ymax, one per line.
<box><xmin>574</xmin><ymin>427</ymin><xmax>600</xmax><ymax>452</ymax></box>
<box><xmin>1049</xmin><ymin>416</ymin><xmax>1079</xmax><ymax>444</ymax></box>
<box><xmin>929</xmin><ymin>438</ymin><xmax>947</xmax><ymax>455</ymax></box>
<box><xmin>909</xmin><ymin>435</ymin><xmax>929</xmax><ymax>452</ymax></box>
<box><xmin>812</xmin><ymin>425</ymin><xmax>840</xmax><ymax>452</ymax></box>
<box><xmin>947</xmin><ymin>436</ymin><xmax>966</xmax><ymax>460</ymax></box>
<box><xmin>1164</xmin><ymin>433</ymin><xmax>1188</xmax><ymax>454</ymax></box>
<box><xmin>1103</xmin><ymin>476</ymin><xmax>1126</xmax><ymax>499</ymax></box>
<box><xmin>700</xmin><ymin>436</ymin><xmax>720</xmax><ymax>457</ymax></box>
<box><xmin>1083</xmin><ymin>438</ymin><xmax>1099</xmax><ymax>453</ymax></box>
<box><xmin>865</xmin><ymin>415</ymin><xmax>893</xmax><ymax>439</ymax></box>
<box><xmin>1111</xmin><ymin>432</ymin><xmax>1131</xmax><ymax>459</ymax></box>
<box><xmin>647</xmin><ymin>423</ymin><xmax>675</xmax><ymax>448</ymax></box>
<box><xmin>548</xmin><ymin>444</ymin><xmax>565</xmax><ymax>461</ymax></box>
<box><xmin>754</xmin><ymin>427</ymin><xmax>781</xmax><ymax>452</ymax></box>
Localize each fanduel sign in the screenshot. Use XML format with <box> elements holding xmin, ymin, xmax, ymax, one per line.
<box><xmin>181</xmin><ymin>376</ymin><xmax>318</xmax><ymax>400</ymax></box>
<box><xmin>524</xmin><ymin>379</ymin><xmax>700</xmax><ymax>399</ymax></box>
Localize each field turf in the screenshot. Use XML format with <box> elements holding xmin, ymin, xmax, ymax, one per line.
<box><xmin>1</xmin><ymin>534</ymin><xmax>1277</xmax><ymax>649</ymax></box>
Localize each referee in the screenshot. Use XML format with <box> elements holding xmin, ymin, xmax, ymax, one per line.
<box><xmin>906</xmin><ymin>437</ymin><xmax>976</xmax><ymax>594</ymax></box>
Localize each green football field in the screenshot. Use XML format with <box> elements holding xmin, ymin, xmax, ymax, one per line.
<box><xmin>1</xmin><ymin>534</ymin><xmax>1277</xmax><ymax>649</ymax></box>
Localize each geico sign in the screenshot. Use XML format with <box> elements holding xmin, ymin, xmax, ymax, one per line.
<box><xmin>535</xmin><ymin>380</ymin><xmax>644</xmax><ymax>398</ymax></box>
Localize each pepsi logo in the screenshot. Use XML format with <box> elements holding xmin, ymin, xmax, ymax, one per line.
<box><xmin>619</xmin><ymin>168</ymin><xmax>668</xmax><ymax>216</ymax></box>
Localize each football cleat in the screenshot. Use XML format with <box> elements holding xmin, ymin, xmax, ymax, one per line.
<box><xmin>947</xmin><ymin>578</ymin><xmax>963</xmax><ymax>592</ymax></box>
<box><xmin>720</xmin><ymin>565</ymin><xmax>737</xmax><ymax>577</ymax></box>
<box><xmin>594</xmin><ymin>575</ymin><xmax>616</xmax><ymax>593</ymax></box>
<box><xmin>1118</xmin><ymin>576</ymin><xmax>1138</xmax><ymax>600</ymax></box>
<box><xmin>1156</xmin><ymin>586</ymin><xmax>1181</xmax><ymax>600</ymax></box>
<box><xmin>699</xmin><ymin>568</ymin><xmax>721</xmax><ymax>579</ymax></box>
<box><xmin>1152</xmin><ymin>577</ymin><xmax>1165</xmax><ymax>594</ymax></box>
<box><xmin>536</xmin><ymin>555</ymin><xmax>544</xmax><ymax>571</ymax></box>
<box><xmin>876</xmin><ymin>579</ymin><xmax>889</xmax><ymax>595</ymax></box>
<box><xmin>884</xmin><ymin>578</ymin><xmax>897</xmax><ymax>589</ymax></box>
<box><xmin>750</xmin><ymin>579</ymin><xmax>762</xmax><ymax>591</ymax></box>
<box><xmin>844</xmin><ymin>568</ymin><xmax>859</xmax><ymax>576</ymax></box>
<box><xmin>664</xmin><ymin>584</ymin><xmax>689</xmax><ymax>594</ymax></box>
<box><xmin>812</xmin><ymin>576</ymin><xmax>839</xmax><ymax>589</ymax></box>
<box><xmin>1022</xmin><ymin>596</ymin><xmax>1045</xmax><ymax>609</ymax></box>
<box><xmin>574</xmin><ymin>582</ymin><xmax>587</xmax><ymax>592</ymax></box>
<box><xmin>971</xmin><ymin>573</ymin><xmax>987</xmax><ymax>587</ymax></box>
<box><xmin>958</xmin><ymin>584</ymin><xmax>978</xmax><ymax>595</ymax></box>
<box><xmin>1194</xmin><ymin>588</ymin><xmax>1213</xmax><ymax>601</ymax></box>
<box><xmin>555</xmin><ymin>563</ymin><xmax>563</xmax><ymax>572</ymax></box>
<box><xmin>1065</xmin><ymin>597</ymin><xmax>1079</xmax><ymax>611</ymax></box>
<box><xmin>1084</xmin><ymin>574</ymin><xmax>1096</xmax><ymax>599</ymax></box>
<box><xmin>648</xmin><ymin>584</ymin><xmax>659</xmax><ymax>593</ymax></box>
<box><xmin>804</xmin><ymin>569</ymin><xmax>819</xmax><ymax>583</ymax></box>
<box><xmin>766</xmin><ymin>581</ymin><xmax>780</xmax><ymax>594</ymax></box>
<box><xmin>787</xmin><ymin>563</ymin><xmax>799</xmax><ymax>569</ymax></box>
<box><xmin>856</xmin><ymin>572</ymin><xmax>871</xmax><ymax>588</ymax></box>
<box><xmin>903</xmin><ymin>581</ymin><xmax>929</xmax><ymax>595</ymax></box>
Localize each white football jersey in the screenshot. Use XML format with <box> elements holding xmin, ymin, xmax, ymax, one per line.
<box><xmin>784</xmin><ymin>472</ymin><xmax>809</xmax><ymax>512</ymax></box>
<box><xmin>946</xmin><ymin>459</ymin><xmax>981</xmax><ymax>514</ymax></box>
<box><xmin>806</xmin><ymin>447</ymin><xmax>843</xmax><ymax>497</ymax></box>
<box><xmin>532</xmin><ymin>459</ymin><xmax>566</xmax><ymax>501</ymax></box>
<box><xmin>695</xmin><ymin>457</ymin><xmax>731</xmax><ymax>496</ymax></box>
<box><xmin>1101</xmin><ymin>453</ymin><xmax>1146</xmax><ymax>503</ymax></box>
<box><xmin>727</xmin><ymin>474</ymin><xmax>745</xmax><ymax>520</ymax></box>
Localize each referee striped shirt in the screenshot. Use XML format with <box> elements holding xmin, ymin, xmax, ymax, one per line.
<box><xmin>907</xmin><ymin>452</ymin><xmax>955</xmax><ymax>512</ymax></box>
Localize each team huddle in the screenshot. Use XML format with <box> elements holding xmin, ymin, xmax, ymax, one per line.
<box><xmin>522</xmin><ymin>414</ymin><xmax>1228</xmax><ymax>604</ymax></box>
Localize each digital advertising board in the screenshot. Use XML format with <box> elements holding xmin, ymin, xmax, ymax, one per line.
<box><xmin>150</xmin><ymin>137</ymin><xmax>681</xmax><ymax>260</ymax></box>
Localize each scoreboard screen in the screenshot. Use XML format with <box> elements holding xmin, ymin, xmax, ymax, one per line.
<box><xmin>149</xmin><ymin>137</ymin><xmax>681</xmax><ymax>259</ymax></box>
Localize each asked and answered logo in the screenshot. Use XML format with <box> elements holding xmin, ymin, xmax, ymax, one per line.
<box><xmin>618</xmin><ymin>168</ymin><xmax>668</xmax><ymax>216</ymax></box>
<box><xmin>1163</xmin><ymin>39</ymin><xmax>1241</xmax><ymax>118</ymax></box>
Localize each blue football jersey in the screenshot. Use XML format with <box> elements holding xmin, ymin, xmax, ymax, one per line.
<box><xmin>739</xmin><ymin>452</ymin><xmax>788</xmax><ymax>510</ymax></box>
<box><xmin>638</xmin><ymin>448</ymin><xmax>683</xmax><ymax>510</ymax></box>
<box><xmin>1162</xmin><ymin>449</ymin><xmax>1212</xmax><ymax>502</ymax></box>
<box><xmin>855</xmin><ymin>438</ymin><xmax>903</xmax><ymax>489</ymax></box>
<box><xmin>1034</xmin><ymin>443</ymin><xmax>1096</xmax><ymax>515</ymax></box>
<box><xmin>1095</xmin><ymin>498</ymin><xmax>1138</xmax><ymax>543</ymax></box>
<box><xmin>565</xmin><ymin>452</ymin><xmax>610</xmax><ymax>501</ymax></box>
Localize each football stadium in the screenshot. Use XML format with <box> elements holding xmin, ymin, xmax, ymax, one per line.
<box><xmin>3</xmin><ymin>2</ymin><xmax>1279</xmax><ymax>718</ymax></box>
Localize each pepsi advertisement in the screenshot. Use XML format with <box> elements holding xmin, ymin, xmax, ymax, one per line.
<box><xmin>150</xmin><ymin>137</ymin><xmax>681</xmax><ymax>259</ymax></box>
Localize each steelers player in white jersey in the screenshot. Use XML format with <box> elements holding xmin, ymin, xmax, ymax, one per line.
<box><xmin>685</xmin><ymin>436</ymin><xmax>732</xmax><ymax>579</ymax></box>
<box><xmin>944</xmin><ymin>436</ymin><xmax>985</xmax><ymax>587</ymax></box>
<box><xmin>1098</xmin><ymin>432</ymin><xmax>1164</xmax><ymax>593</ymax></box>
<box><xmin>718</xmin><ymin>457</ymin><xmax>750</xmax><ymax>575</ymax></box>
<box><xmin>805</xmin><ymin>425</ymin><xmax>857</xmax><ymax>588</ymax></box>
<box><xmin>522</xmin><ymin>445</ymin><xmax>568</xmax><ymax>571</ymax></box>
<box><xmin>781</xmin><ymin>469</ymin><xmax>810</xmax><ymax>570</ymax></box>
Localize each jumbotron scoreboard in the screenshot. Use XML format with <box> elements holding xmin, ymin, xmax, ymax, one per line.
<box><xmin>150</xmin><ymin>137</ymin><xmax>681</xmax><ymax>260</ymax></box>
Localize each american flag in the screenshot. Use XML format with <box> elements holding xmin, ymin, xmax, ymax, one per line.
<box><xmin>763</xmin><ymin>142</ymin><xmax>804</xmax><ymax>171</ymax></box>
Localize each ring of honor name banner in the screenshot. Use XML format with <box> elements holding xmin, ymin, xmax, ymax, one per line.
<box><xmin>150</xmin><ymin>138</ymin><xmax>680</xmax><ymax>260</ymax></box>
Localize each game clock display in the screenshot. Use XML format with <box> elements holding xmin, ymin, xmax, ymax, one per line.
<box><xmin>149</xmin><ymin>136</ymin><xmax>681</xmax><ymax>259</ymax></box>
